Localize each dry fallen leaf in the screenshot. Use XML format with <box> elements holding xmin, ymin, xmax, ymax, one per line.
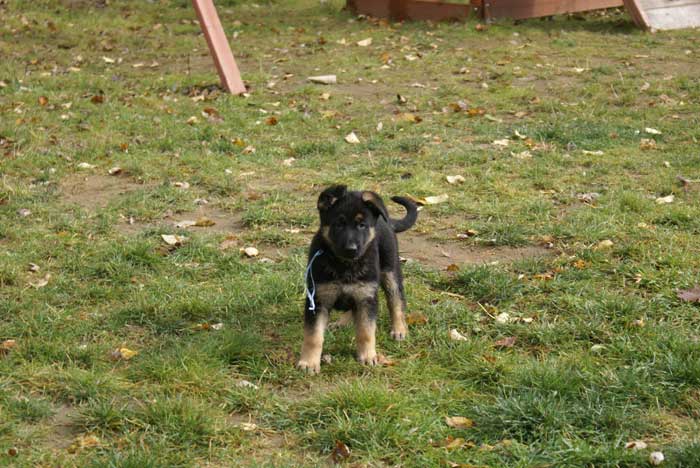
<box><xmin>406</xmin><ymin>312</ymin><xmax>428</xmax><ymax>325</ymax></box>
<box><xmin>241</xmin><ymin>247</ymin><xmax>259</xmax><ymax>257</ymax></box>
<box><xmin>77</xmin><ymin>162</ymin><xmax>96</xmax><ymax>170</ymax></box>
<box><xmin>175</xmin><ymin>220</ymin><xmax>196</xmax><ymax>229</ymax></box>
<box><xmin>67</xmin><ymin>434</ymin><xmax>100</xmax><ymax>453</ymax></box>
<box><xmin>449</xmin><ymin>329</ymin><xmax>468</xmax><ymax>341</ymax></box>
<box><xmin>308</xmin><ymin>75</ymin><xmax>337</xmax><ymax>85</ymax></box>
<box><xmin>283</xmin><ymin>157</ymin><xmax>296</xmax><ymax>167</ymax></box>
<box><xmin>1</xmin><ymin>339</ymin><xmax>17</xmax><ymax>356</ymax></box>
<box><xmin>396</xmin><ymin>112</ymin><xmax>421</xmax><ymax>123</ymax></box>
<box><xmin>195</xmin><ymin>217</ymin><xmax>215</xmax><ymax>227</ymax></box>
<box><xmin>445</xmin><ymin>416</ymin><xmax>474</xmax><ymax>429</ymax></box>
<box><xmin>677</xmin><ymin>286</ymin><xmax>700</xmax><ymax>303</ymax></box>
<box><xmin>456</xmin><ymin>229</ymin><xmax>479</xmax><ymax>239</ymax></box>
<box><xmin>172</xmin><ymin>181</ymin><xmax>190</xmax><ymax>189</ymax></box>
<box><xmin>595</xmin><ymin>239</ymin><xmax>614</xmax><ymax>250</ymax></box>
<box><xmin>237</xmin><ymin>379</ymin><xmax>258</xmax><ymax>390</ymax></box>
<box><xmin>108</xmin><ymin>166</ymin><xmax>122</xmax><ymax>176</ymax></box>
<box><xmin>17</xmin><ymin>208</ymin><xmax>31</xmax><ymax>217</ymax></box>
<box><xmin>161</xmin><ymin>234</ymin><xmax>188</xmax><ymax>246</ymax></box>
<box><xmin>239</xmin><ymin>422</ymin><xmax>258</xmax><ymax>432</ymax></box>
<box><xmin>38</xmin><ymin>95</ymin><xmax>49</xmax><ymax>106</ymax></box>
<box><xmin>30</xmin><ymin>273</ymin><xmax>51</xmax><ymax>289</ymax></box>
<box><xmin>424</xmin><ymin>194</ymin><xmax>449</xmax><ymax>205</ymax></box>
<box><xmin>377</xmin><ymin>354</ymin><xmax>396</xmax><ymax>366</ymax></box>
<box><xmin>356</xmin><ymin>38</ymin><xmax>372</xmax><ymax>47</ymax></box>
<box><xmin>110</xmin><ymin>347</ymin><xmax>138</xmax><ymax>361</ymax></box>
<box><xmin>655</xmin><ymin>194</ymin><xmax>674</xmax><ymax>204</ymax></box>
<box><xmin>446</xmin><ymin>175</ymin><xmax>465</xmax><ymax>185</ymax></box>
<box><xmin>645</xmin><ymin>127</ymin><xmax>662</xmax><ymax>135</ymax></box>
<box><xmin>331</xmin><ymin>440</ymin><xmax>351</xmax><ymax>463</ymax></box>
<box><xmin>265</xmin><ymin>116</ymin><xmax>278</xmax><ymax>126</ymax></box>
<box><xmin>649</xmin><ymin>452</ymin><xmax>665</xmax><ymax>466</ymax></box>
<box><xmin>446</xmin><ymin>264</ymin><xmax>459</xmax><ymax>272</ymax></box>
<box><xmin>492</xmin><ymin>139</ymin><xmax>510</xmax><ymax>147</ymax></box>
<box><xmin>494</xmin><ymin>336</ymin><xmax>517</xmax><ymax>348</ymax></box>
<box><xmin>495</xmin><ymin>312</ymin><xmax>510</xmax><ymax>324</ymax></box>
<box><xmin>28</xmin><ymin>263</ymin><xmax>40</xmax><ymax>272</ymax></box>
<box><xmin>344</xmin><ymin>132</ymin><xmax>360</xmax><ymax>144</ymax></box>
<box><xmin>640</xmin><ymin>138</ymin><xmax>657</xmax><ymax>150</ymax></box>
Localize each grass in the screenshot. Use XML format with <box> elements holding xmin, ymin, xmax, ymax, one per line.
<box><xmin>1</xmin><ymin>0</ymin><xmax>700</xmax><ymax>465</ymax></box>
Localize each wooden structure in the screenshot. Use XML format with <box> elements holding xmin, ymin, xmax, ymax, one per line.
<box><xmin>624</xmin><ymin>0</ymin><xmax>700</xmax><ymax>30</ymax></box>
<box><xmin>483</xmin><ymin>0</ymin><xmax>623</xmax><ymax>20</ymax></box>
<box><xmin>347</xmin><ymin>0</ymin><xmax>625</xmax><ymax>21</ymax></box>
<box><xmin>192</xmin><ymin>0</ymin><xmax>246</xmax><ymax>94</ymax></box>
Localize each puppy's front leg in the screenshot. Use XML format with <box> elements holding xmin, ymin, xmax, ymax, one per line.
<box><xmin>297</xmin><ymin>308</ymin><xmax>328</xmax><ymax>375</ymax></box>
<box><xmin>354</xmin><ymin>299</ymin><xmax>378</xmax><ymax>366</ymax></box>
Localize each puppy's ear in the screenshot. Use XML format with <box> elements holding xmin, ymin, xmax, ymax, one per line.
<box><xmin>361</xmin><ymin>191</ymin><xmax>388</xmax><ymax>222</ymax></box>
<box><xmin>318</xmin><ymin>185</ymin><xmax>347</xmax><ymax>212</ymax></box>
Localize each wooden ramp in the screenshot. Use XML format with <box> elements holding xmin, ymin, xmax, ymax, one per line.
<box><xmin>624</xmin><ymin>0</ymin><xmax>700</xmax><ymax>30</ymax></box>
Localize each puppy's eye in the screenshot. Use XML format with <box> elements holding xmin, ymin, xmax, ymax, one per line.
<box><xmin>357</xmin><ymin>222</ymin><xmax>367</xmax><ymax>230</ymax></box>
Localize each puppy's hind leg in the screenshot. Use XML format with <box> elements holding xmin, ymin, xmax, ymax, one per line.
<box><xmin>381</xmin><ymin>270</ymin><xmax>408</xmax><ymax>341</ymax></box>
<box><xmin>297</xmin><ymin>308</ymin><xmax>329</xmax><ymax>375</ymax></box>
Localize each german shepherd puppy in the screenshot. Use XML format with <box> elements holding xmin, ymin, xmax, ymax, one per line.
<box><xmin>297</xmin><ymin>185</ymin><xmax>418</xmax><ymax>374</ymax></box>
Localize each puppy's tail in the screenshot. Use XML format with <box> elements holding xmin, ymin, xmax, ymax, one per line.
<box><xmin>389</xmin><ymin>196</ymin><xmax>418</xmax><ymax>233</ymax></box>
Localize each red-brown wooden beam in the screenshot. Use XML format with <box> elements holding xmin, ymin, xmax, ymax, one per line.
<box><xmin>347</xmin><ymin>0</ymin><xmax>476</xmax><ymax>21</ymax></box>
<box><xmin>192</xmin><ymin>0</ymin><xmax>246</xmax><ymax>94</ymax></box>
<box><xmin>483</xmin><ymin>0</ymin><xmax>623</xmax><ymax>20</ymax></box>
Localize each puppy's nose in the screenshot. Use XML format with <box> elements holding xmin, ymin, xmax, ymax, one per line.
<box><xmin>345</xmin><ymin>243</ymin><xmax>359</xmax><ymax>254</ymax></box>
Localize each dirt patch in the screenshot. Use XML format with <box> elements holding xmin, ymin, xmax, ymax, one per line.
<box><xmin>60</xmin><ymin>174</ymin><xmax>149</xmax><ymax>210</ymax></box>
<box><xmin>400</xmin><ymin>233</ymin><xmax>551</xmax><ymax>270</ymax></box>
<box><xmin>117</xmin><ymin>205</ymin><xmax>244</xmax><ymax>236</ymax></box>
<box><xmin>44</xmin><ymin>404</ymin><xmax>79</xmax><ymax>450</ymax></box>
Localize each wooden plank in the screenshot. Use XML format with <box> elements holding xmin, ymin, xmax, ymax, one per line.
<box><xmin>191</xmin><ymin>0</ymin><xmax>246</xmax><ymax>94</ymax></box>
<box><xmin>624</xmin><ymin>0</ymin><xmax>700</xmax><ymax>30</ymax></box>
<box><xmin>347</xmin><ymin>0</ymin><xmax>474</xmax><ymax>21</ymax></box>
<box><xmin>484</xmin><ymin>0</ymin><xmax>623</xmax><ymax>20</ymax></box>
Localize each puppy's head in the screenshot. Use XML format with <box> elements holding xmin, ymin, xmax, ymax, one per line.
<box><xmin>317</xmin><ymin>185</ymin><xmax>388</xmax><ymax>261</ymax></box>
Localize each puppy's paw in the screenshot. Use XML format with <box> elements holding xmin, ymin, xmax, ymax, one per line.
<box><xmin>296</xmin><ymin>359</ymin><xmax>321</xmax><ymax>375</ymax></box>
<box><xmin>357</xmin><ymin>351</ymin><xmax>378</xmax><ymax>366</ymax></box>
<box><xmin>391</xmin><ymin>323</ymin><xmax>408</xmax><ymax>341</ymax></box>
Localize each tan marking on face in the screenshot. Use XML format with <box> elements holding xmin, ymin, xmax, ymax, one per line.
<box><xmin>366</xmin><ymin>226</ymin><xmax>376</xmax><ymax>244</ymax></box>
<box><xmin>321</xmin><ymin>225</ymin><xmax>332</xmax><ymax>245</ymax></box>
<box><xmin>354</xmin><ymin>213</ymin><xmax>365</xmax><ymax>223</ymax></box>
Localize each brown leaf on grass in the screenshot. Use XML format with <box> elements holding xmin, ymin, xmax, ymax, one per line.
<box><xmin>38</xmin><ymin>96</ymin><xmax>49</xmax><ymax>106</ymax></box>
<box><xmin>678</xmin><ymin>287</ymin><xmax>700</xmax><ymax>303</ymax></box>
<box><xmin>395</xmin><ymin>112</ymin><xmax>422</xmax><ymax>123</ymax></box>
<box><xmin>377</xmin><ymin>354</ymin><xmax>396</xmax><ymax>366</ymax></box>
<box><xmin>110</xmin><ymin>347</ymin><xmax>138</xmax><ymax>361</ymax></box>
<box><xmin>194</xmin><ymin>217</ymin><xmax>215</xmax><ymax>227</ymax></box>
<box><xmin>446</xmin><ymin>264</ymin><xmax>459</xmax><ymax>272</ymax></box>
<box><xmin>67</xmin><ymin>434</ymin><xmax>101</xmax><ymax>453</ymax></box>
<box><xmin>1</xmin><ymin>339</ymin><xmax>17</xmax><ymax>356</ymax></box>
<box><xmin>445</xmin><ymin>416</ymin><xmax>474</xmax><ymax>429</ymax></box>
<box><xmin>161</xmin><ymin>234</ymin><xmax>188</xmax><ymax>246</ymax></box>
<box><xmin>331</xmin><ymin>440</ymin><xmax>351</xmax><ymax>463</ymax></box>
<box><xmin>30</xmin><ymin>273</ymin><xmax>51</xmax><ymax>288</ymax></box>
<box><xmin>90</xmin><ymin>94</ymin><xmax>104</xmax><ymax>104</ymax></box>
<box><xmin>406</xmin><ymin>312</ymin><xmax>428</xmax><ymax>325</ymax></box>
<box><xmin>494</xmin><ymin>336</ymin><xmax>516</xmax><ymax>348</ymax></box>
<box><xmin>467</xmin><ymin>107</ymin><xmax>485</xmax><ymax>117</ymax></box>
<box><xmin>265</xmin><ymin>116</ymin><xmax>278</xmax><ymax>126</ymax></box>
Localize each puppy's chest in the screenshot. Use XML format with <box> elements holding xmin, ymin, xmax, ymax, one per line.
<box><xmin>315</xmin><ymin>281</ymin><xmax>377</xmax><ymax>310</ymax></box>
